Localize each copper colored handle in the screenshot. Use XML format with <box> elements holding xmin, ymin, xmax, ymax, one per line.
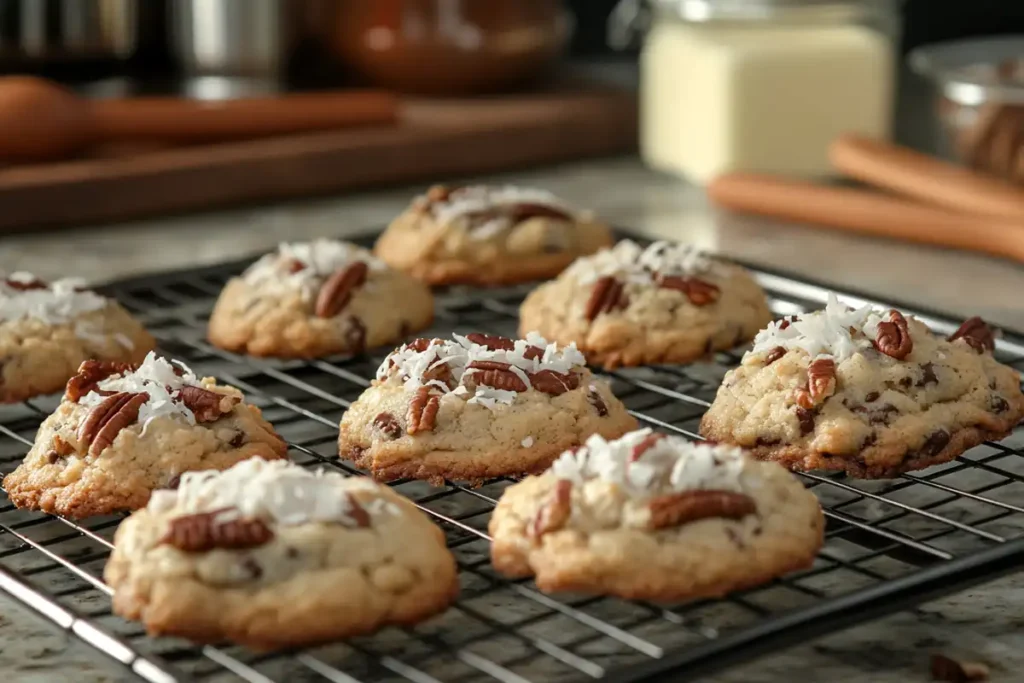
<box><xmin>829</xmin><ymin>134</ymin><xmax>1024</xmax><ymax>222</ymax></box>
<box><xmin>89</xmin><ymin>90</ymin><xmax>399</xmax><ymax>144</ymax></box>
<box><xmin>708</xmin><ymin>172</ymin><xmax>1024</xmax><ymax>264</ymax></box>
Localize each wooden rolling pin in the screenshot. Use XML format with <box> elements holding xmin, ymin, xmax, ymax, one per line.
<box><xmin>0</xmin><ymin>76</ymin><xmax>400</xmax><ymax>162</ymax></box>
<box><xmin>830</xmin><ymin>135</ymin><xmax>1024</xmax><ymax>222</ymax></box>
<box><xmin>707</xmin><ymin>172</ymin><xmax>1024</xmax><ymax>264</ymax></box>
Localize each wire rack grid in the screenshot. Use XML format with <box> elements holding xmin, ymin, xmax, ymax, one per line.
<box><xmin>2</xmin><ymin>235</ymin><xmax>1024</xmax><ymax>683</ymax></box>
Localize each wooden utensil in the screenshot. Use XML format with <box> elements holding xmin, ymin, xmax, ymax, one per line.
<box><xmin>829</xmin><ymin>134</ymin><xmax>1024</xmax><ymax>221</ymax></box>
<box><xmin>707</xmin><ymin>172</ymin><xmax>1024</xmax><ymax>264</ymax></box>
<box><xmin>0</xmin><ymin>76</ymin><xmax>400</xmax><ymax>163</ymax></box>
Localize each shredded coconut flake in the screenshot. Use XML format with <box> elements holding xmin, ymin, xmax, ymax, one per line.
<box><xmin>751</xmin><ymin>293</ymin><xmax>888</xmax><ymax>363</ymax></box>
<box><xmin>0</xmin><ymin>273</ymin><xmax>108</xmax><ymax>325</ymax></box>
<box><xmin>425</xmin><ymin>185</ymin><xmax>577</xmax><ymax>226</ymax></box>
<box><xmin>550</xmin><ymin>430</ymin><xmax>748</xmax><ymax>497</ymax></box>
<box><xmin>242</xmin><ymin>239</ymin><xmax>385</xmax><ymax>296</ymax></box>
<box><xmin>377</xmin><ymin>332</ymin><xmax>586</xmax><ymax>407</ymax></box>
<box><xmin>147</xmin><ymin>458</ymin><xmax>385</xmax><ymax>527</ymax></box>
<box><xmin>564</xmin><ymin>240</ymin><xmax>717</xmax><ymax>286</ymax></box>
<box><xmin>79</xmin><ymin>351</ymin><xmax>205</xmax><ymax>430</ymax></box>
<box><xmin>522</xmin><ymin>436</ymin><xmax>535</xmax><ymax>448</ymax></box>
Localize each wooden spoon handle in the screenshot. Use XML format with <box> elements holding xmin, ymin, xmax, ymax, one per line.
<box><xmin>829</xmin><ymin>134</ymin><xmax>1024</xmax><ymax>221</ymax></box>
<box><xmin>707</xmin><ymin>172</ymin><xmax>1024</xmax><ymax>264</ymax></box>
<box><xmin>89</xmin><ymin>90</ymin><xmax>399</xmax><ymax>144</ymax></box>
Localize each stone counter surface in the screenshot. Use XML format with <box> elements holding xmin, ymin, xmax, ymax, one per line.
<box><xmin>2</xmin><ymin>158</ymin><xmax>1024</xmax><ymax>681</ymax></box>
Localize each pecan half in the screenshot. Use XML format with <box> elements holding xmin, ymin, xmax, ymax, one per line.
<box><xmin>796</xmin><ymin>358</ymin><xmax>836</xmax><ymax>409</ymax></box>
<box><xmin>464</xmin><ymin>360</ymin><xmax>524</xmax><ymax>390</ymax></box>
<box><xmin>407</xmin><ymin>387</ymin><xmax>441</xmax><ymax>434</ymax></box>
<box><xmin>65</xmin><ymin>360</ymin><xmax>137</xmax><ymax>402</ymax></box>
<box><xmin>315</xmin><ymin>262</ymin><xmax>369</xmax><ymax>318</ymax></box>
<box><xmin>77</xmin><ymin>392</ymin><xmax>148</xmax><ymax>457</ymax></box>
<box><xmin>346</xmin><ymin>493</ymin><xmax>371</xmax><ymax>528</ymax></box>
<box><xmin>949</xmin><ymin>316</ymin><xmax>995</xmax><ymax>353</ymax></box>
<box><xmin>630</xmin><ymin>432</ymin><xmax>665</xmax><ymax>461</ymax></box>
<box><xmin>528</xmin><ymin>479</ymin><xmax>573</xmax><ymax>540</ymax></box>
<box><xmin>161</xmin><ymin>508</ymin><xmax>274</xmax><ymax>552</ymax></box>
<box><xmin>873</xmin><ymin>310</ymin><xmax>913</xmax><ymax>360</ymax></box>
<box><xmin>764</xmin><ymin>346</ymin><xmax>786</xmax><ymax>366</ymax></box>
<box><xmin>795</xmin><ymin>407</ymin><xmax>817</xmax><ymax>435</ymax></box>
<box><xmin>466</xmin><ymin>333</ymin><xmax>515</xmax><ymax>351</ymax></box>
<box><xmin>284</xmin><ymin>258</ymin><xmax>306</xmax><ymax>274</ymax></box>
<box><xmin>646</xmin><ymin>490</ymin><xmax>757</xmax><ymax>530</ymax></box>
<box><xmin>4</xmin><ymin>277</ymin><xmax>48</xmax><ymax>291</ymax></box>
<box><xmin>507</xmin><ymin>203</ymin><xmax>573</xmax><ymax>223</ymax></box>
<box><xmin>528</xmin><ymin>369</ymin><xmax>579</xmax><ymax>396</ymax></box>
<box><xmin>584</xmin><ymin>276</ymin><xmax>628</xmax><ymax>321</ymax></box>
<box><xmin>373</xmin><ymin>412</ymin><xmax>403</xmax><ymax>440</ymax></box>
<box><xmin>656</xmin><ymin>275</ymin><xmax>721</xmax><ymax>306</ymax></box>
<box><xmin>177</xmin><ymin>386</ymin><xmax>239</xmax><ymax>423</ymax></box>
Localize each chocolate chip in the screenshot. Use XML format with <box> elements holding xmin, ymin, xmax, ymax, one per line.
<box><xmin>862</xmin><ymin>432</ymin><xmax>878</xmax><ymax>449</ymax></box>
<box><xmin>917</xmin><ymin>362</ymin><xmax>938</xmax><ymax>387</ymax></box>
<box><xmin>44</xmin><ymin>451</ymin><xmax>60</xmax><ymax>465</ymax></box>
<box><xmin>795</xmin><ymin>407</ymin><xmax>816</xmax><ymax>435</ymax></box>
<box><xmin>587</xmin><ymin>389</ymin><xmax>608</xmax><ymax>417</ymax></box>
<box><xmin>345</xmin><ymin>317</ymin><xmax>367</xmax><ymax>355</ymax></box>
<box><xmin>755</xmin><ymin>436</ymin><xmax>781</xmax><ymax>447</ymax></box>
<box><xmin>165</xmin><ymin>474</ymin><xmax>182</xmax><ymax>490</ymax></box>
<box><xmin>820</xmin><ymin>452</ymin><xmax>836</xmax><ymax>458</ymax></box>
<box><xmin>286</xmin><ymin>547</ymin><xmax>299</xmax><ymax>559</ymax></box>
<box><xmin>990</xmin><ymin>395</ymin><xmax>1010</xmax><ymax>413</ymax></box>
<box><xmin>898</xmin><ymin>376</ymin><xmax>913</xmax><ymax>389</ymax></box>
<box><xmin>725</xmin><ymin>528</ymin><xmax>746</xmax><ymax>548</ymax></box>
<box><xmin>864</xmin><ymin>391</ymin><xmax>880</xmax><ymax>403</ymax></box>
<box><xmin>868</xmin><ymin>404</ymin><xmax>899</xmax><ymax>425</ymax></box>
<box><xmin>242</xmin><ymin>557</ymin><xmax>263</xmax><ymax>580</ymax></box>
<box><xmin>921</xmin><ymin>430</ymin><xmax>951</xmax><ymax>456</ymax></box>
<box><xmin>229</xmin><ymin>431</ymin><xmax>246</xmax><ymax>448</ymax></box>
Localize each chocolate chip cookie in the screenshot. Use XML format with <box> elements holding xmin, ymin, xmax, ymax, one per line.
<box><xmin>700</xmin><ymin>295</ymin><xmax>1024</xmax><ymax>478</ymax></box>
<box><xmin>4</xmin><ymin>353</ymin><xmax>288</xmax><ymax>518</ymax></box>
<box><xmin>105</xmin><ymin>458</ymin><xmax>458</xmax><ymax>650</ymax></box>
<box><xmin>0</xmin><ymin>272</ymin><xmax>154</xmax><ymax>403</ymax></box>
<box><xmin>338</xmin><ymin>332</ymin><xmax>638</xmax><ymax>484</ymax></box>
<box><xmin>519</xmin><ymin>240</ymin><xmax>772</xmax><ymax>368</ymax></box>
<box><xmin>373</xmin><ymin>185</ymin><xmax>614</xmax><ymax>286</ymax></box>
<box><xmin>208</xmin><ymin>239</ymin><xmax>434</xmax><ymax>358</ymax></box>
<box><xmin>489</xmin><ymin>429</ymin><xmax>823</xmax><ymax>601</ymax></box>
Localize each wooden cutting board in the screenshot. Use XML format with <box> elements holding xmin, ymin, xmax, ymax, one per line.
<box><xmin>0</xmin><ymin>84</ymin><xmax>637</xmax><ymax>232</ymax></box>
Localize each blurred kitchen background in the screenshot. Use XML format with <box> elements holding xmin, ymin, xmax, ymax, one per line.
<box><xmin>0</xmin><ymin>0</ymin><xmax>1022</xmax><ymax>233</ymax></box>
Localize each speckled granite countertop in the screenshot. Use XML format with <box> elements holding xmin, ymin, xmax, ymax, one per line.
<box><xmin>2</xmin><ymin>157</ymin><xmax>1024</xmax><ymax>682</ymax></box>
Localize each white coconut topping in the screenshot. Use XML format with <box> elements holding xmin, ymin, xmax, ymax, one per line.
<box><xmin>242</xmin><ymin>239</ymin><xmax>385</xmax><ymax>296</ymax></box>
<box><xmin>147</xmin><ymin>458</ymin><xmax>391</xmax><ymax>527</ymax></box>
<box><xmin>377</xmin><ymin>331</ymin><xmax>587</xmax><ymax>407</ymax></box>
<box><xmin>550</xmin><ymin>429</ymin><xmax>749</xmax><ymax>497</ymax></box>
<box><xmin>563</xmin><ymin>240</ymin><xmax>717</xmax><ymax>286</ymax></box>
<box><xmin>79</xmin><ymin>351</ymin><xmax>207</xmax><ymax>431</ymax></box>
<box><xmin>522</xmin><ymin>436</ymin><xmax>535</xmax><ymax>448</ymax></box>
<box><xmin>750</xmin><ymin>293</ymin><xmax>891</xmax><ymax>363</ymax></box>
<box><xmin>424</xmin><ymin>185</ymin><xmax>577</xmax><ymax>226</ymax></box>
<box><xmin>0</xmin><ymin>273</ymin><xmax>108</xmax><ymax>325</ymax></box>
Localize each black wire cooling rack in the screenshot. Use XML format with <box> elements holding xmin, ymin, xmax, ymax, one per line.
<box><xmin>3</xmin><ymin>234</ymin><xmax>1024</xmax><ymax>683</ymax></box>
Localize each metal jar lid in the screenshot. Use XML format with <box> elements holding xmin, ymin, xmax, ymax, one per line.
<box><xmin>909</xmin><ymin>37</ymin><xmax>1024</xmax><ymax>106</ymax></box>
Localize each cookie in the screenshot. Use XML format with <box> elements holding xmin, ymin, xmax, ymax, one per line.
<box><xmin>208</xmin><ymin>239</ymin><xmax>434</xmax><ymax>358</ymax></box>
<box><xmin>338</xmin><ymin>332</ymin><xmax>638</xmax><ymax>484</ymax></box>
<box><xmin>105</xmin><ymin>458</ymin><xmax>458</xmax><ymax>650</ymax></box>
<box><xmin>4</xmin><ymin>353</ymin><xmax>288</xmax><ymax>518</ymax></box>
<box><xmin>0</xmin><ymin>272</ymin><xmax>154</xmax><ymax>403</ymax></box>
<box><xmin>489</xmin><ymin>429</ymin><xmax>823</xmax><ymax>601</ymax></box>
<box><xmin>373</xmin><ymin>185</ymin><xmax>614</xmax><ymax>286</ymax></box>
<box><xmin>700</xmin><ymin>295</ymin><xmax>1024</xmax><ymax>478</ymax></box>
<box><xmin>519</xmin><ymin>240</ymin><xmax>773</xmax><ymax>368</ymax></box>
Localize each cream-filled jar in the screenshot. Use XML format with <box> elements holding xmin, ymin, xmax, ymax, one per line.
<box><xmin>618</xmin><ymin>0</ymin><xmax>898</xmax><ymax>184</ymax></box>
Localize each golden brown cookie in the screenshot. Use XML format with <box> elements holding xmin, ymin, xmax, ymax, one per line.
<box><xmin>489</xmin><ymin>430</ymin><xmax>823</xmax><ymax>601</ymax></box>
<box><xmin>105</xmin><ymin>458</ymin><xmax>458</xmax><ymax>650</ymax></box>
<box><xmin>373</xmin><ymin>185</ymin><xmax>613</xmax><ymax>286</ymax></box>
<box><xmin>700</xmin><ymin>295</ymin><xmax>1024</xmax><ymax>478</ymax></box>
<box><xmin>0</xmin><ymin>272</ymin><xmax>154</xmax><ymax>403</ymax></box>
<box><xmin>3</xmin><ymin>353</ymin><xmax>287</xmax><ymax>518</ymax></box>
<box><xmin>208</xmin><ymin>239</ymin><xmax>434</xmax><ymax>358</ymax></box>
<box><xmin>519</xmin><ymin>240</ymin><xmax>772</xmax><ymax>368</ymax></box>
<box><xmin>338</xmin><ymin>332</ymin><xmax>638</xmax><ymax>484</ymax></box>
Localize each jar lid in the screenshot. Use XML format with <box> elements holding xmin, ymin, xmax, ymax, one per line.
<box><xmin>909</xmin><ymin>37</ymin><xmax>1024</xmax><ymax>106</ymax></box>
<box><xmin>650</xmin><ymin>0</ymin><xmax>890</xmax><ymax>22</ymax></box>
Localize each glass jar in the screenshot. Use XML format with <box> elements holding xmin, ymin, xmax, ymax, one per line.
<box><xmin>618</xmin><ymin>0</ymin><xmax>899</xmax><ymax>184</ymax></box>
<box><xmin>327</xmin><ymin>0</ymin><xmax>572</xmax><ymax>96</ymax></box>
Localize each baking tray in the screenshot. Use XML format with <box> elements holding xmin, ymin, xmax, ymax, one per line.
<box><xmin>2</xmin><ymin>232</ymin><xmax>1024</xmax><ymax>683</ymax></box>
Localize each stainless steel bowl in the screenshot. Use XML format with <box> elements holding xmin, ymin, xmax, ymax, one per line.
<box><xmin>0</xmin><ymin>0</ymin><xmax>140</xmax><ymax>66</ymax></box>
